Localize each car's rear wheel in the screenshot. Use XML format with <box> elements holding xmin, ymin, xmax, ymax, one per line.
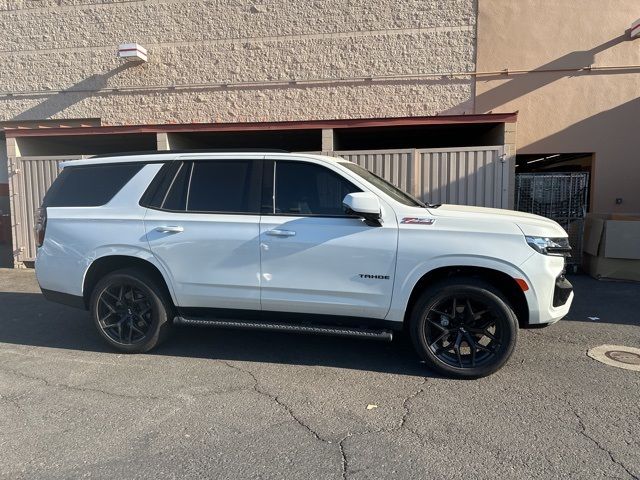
<box><xmin>90</xmin><ymin>268</ymin><xmax>173</xmax><ymax>353</ymax></box>
<box><xmin>409</xmin><ymin>277</ymin><xmax>518</xmax><ymax>378</ymax></box>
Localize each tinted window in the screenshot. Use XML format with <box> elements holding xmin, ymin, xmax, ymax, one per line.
<box><xmin>43</xmin><ymin>163</ymin><xmax>143</xmax><ymax>207</ymax></box>
<box><xmin>140</xmin><ymin>161</ymin><xmax>181</xmax><ymax>208</ymax></box>
<box><xmin>162</xmin><ymin>162</ymin><xmax>191</xmax><ymax>211</ymax></box>
<box><xmin>275</xmin><ymin>161</ymin><xmax>360</xmax><ymax>216</ymax></box>
<box><xmin>186</xmin><ymin>160</ymin><xmax>261</xmax><ymax>213</ymax></box>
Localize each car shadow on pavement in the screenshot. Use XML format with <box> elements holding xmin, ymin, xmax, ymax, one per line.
<box><xmin>0</xmin><ymin>291</ymin><xmax>431</xmax><ymax>377</ymax></box>
<box><xmin>2</xmin><ymin>275</ymin><xmax>637</xmax><ymax>376</ymax></box>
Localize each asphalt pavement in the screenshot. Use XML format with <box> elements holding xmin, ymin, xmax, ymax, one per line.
<box><xmin>0</xmin><ymin>269</ymin><xmax>639</xmax><ymax>479</ymax></box>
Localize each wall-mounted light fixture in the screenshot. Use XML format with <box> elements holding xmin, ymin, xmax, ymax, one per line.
<box><xmin>117</xmin><ymin>43</ymin><xmax>148</xmax><ymax>63</ymax></box>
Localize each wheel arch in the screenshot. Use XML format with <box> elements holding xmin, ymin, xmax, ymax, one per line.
<box><xmin>83</xmin><ymin>255</ymin><xmax>176</xmax><ymax>309</ymax></box>
<box><xmin>403</xmin><ymin>265</ymin><xmax>530</xmax><ymax>328</ymax></box>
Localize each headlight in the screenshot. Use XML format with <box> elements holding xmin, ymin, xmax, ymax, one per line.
<box><xmin>525</xmin><ymin>236</ymin><xmax>571</xmax><ymax>257</ymax></box>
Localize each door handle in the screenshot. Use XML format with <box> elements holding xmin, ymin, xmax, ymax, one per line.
<box><xmin>266</xmin><ymin>229</ymin><xmax>296</xmax><ymax>237</ymax></box>
<box><xmin>154</xmin><ymin>225</ymin><xmax>184</xmax><ymax>233</ymax></box>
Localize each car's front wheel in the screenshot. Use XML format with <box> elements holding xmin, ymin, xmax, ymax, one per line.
<box><xmin>90</xmin><ymin>268</ymin><xmax>173</xmax><ymax>353</ymax></box>
<box><xmin>409</xmin><ymin>277</ymin><xmax>518</xmax><ymax>378</ymax></box>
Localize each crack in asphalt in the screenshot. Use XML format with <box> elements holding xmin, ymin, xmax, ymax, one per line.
<box><xmin>0</xmin><ymin>346</ymin><xmax>147</xmax><ymax>366</ymax></box>
<box><xmin>338</xmin><ymin>377</ymin><xmax>429</xmax><ymax>479</ymax></box>
<box><xmin>0</xmin><ymin>392</ymin><xmax>24</xmax><ymax>412</ymax></box>
<box><xmin>0</xmin><ymin>364</ymin><xmax>255</xmax><ymax>403</ymax></box>
<box><xmin>0</xmin><ymin>365</ymin><xmax>166</xmax><ymax>401</ymax></box>
<box><xmin>567</xmin><ymin>399</ymin><xmax>638</xmax><ymax>480</ymax></box>
<box><xmin>220</xmin><ymin>360</ymin><xmax>429</xmax><ymax>480</ymax></box>
<box><xmin>220</xmin><ymin>360</ymin><xmax>328</xmax><ymax>444</ymax></box>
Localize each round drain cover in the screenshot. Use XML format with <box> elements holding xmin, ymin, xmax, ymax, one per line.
<box><xmin>588</xmin><ymin>345</ymin><xmax>640</xmax><ymax>372</ymax></box>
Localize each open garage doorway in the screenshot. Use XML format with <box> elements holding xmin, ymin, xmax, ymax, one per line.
<box><xmin>514</xmin><ymin>153</ymin><xmax>593</xmax><ymax>270</ymax></box>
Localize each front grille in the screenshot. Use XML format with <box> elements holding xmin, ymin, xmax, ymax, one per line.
<box><xmin>553</xmin><ymin>276</ymin><xmax>573</xmax><ymax>307</ymax></box>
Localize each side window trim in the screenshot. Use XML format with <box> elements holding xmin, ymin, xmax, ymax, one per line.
<box><xmin>184</xmin><ymin>162</ymin><xmax>195</xmax><ymax>211</ymax></box>
<box><xmin>259</xmin><ymin>159</ymin><xmax>275</xmax><ymax>215</ymax></box>
<box><xmin>272</xmin><ymin>160</ymin><xmax>276</xmax><ymax>214</ymax></box>
<box><xmin>160</xmin><ymin>162</ymin><xmax>185</xmax><ymax>209</ymax></box>
<box><xmin>269</xmin><ymin>160</ymin><xmax>362</xmax><ymax>218</ymax></box>
<box><xmin>139</xmin><ymin>161</ymin><xmax>181</xmax><ymax>209</ymax></box>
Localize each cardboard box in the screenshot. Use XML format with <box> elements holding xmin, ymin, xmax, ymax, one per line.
<box><xmin>582</xmin><ymin>213</ymin><xmax>640</xmax><ymax>281</ymax></box>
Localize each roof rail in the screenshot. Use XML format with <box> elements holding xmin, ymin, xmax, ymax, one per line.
<box><xmin>89</xmin><ymin>148</ymin><xmax>290</xmax><ymax>158</ymax></box>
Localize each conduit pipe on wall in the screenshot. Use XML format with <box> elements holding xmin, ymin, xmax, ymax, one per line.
<box><xmin>1</xmin><ymin>65</ymin><xmax>639</xmax><ymax>97</ymax></box>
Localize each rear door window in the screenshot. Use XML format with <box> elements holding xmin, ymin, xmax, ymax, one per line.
<box><xmin>187</xmin><ymin>160</ymin><xmax>262</xmax><ymax>213</ymax></box>
<box><xmin>43</xmin><ymin>163</ymin><xmax>143</xmax><ymax>207</ymax></box>
<box><xmin>143</xmin><ymin>159</ymin><xmax>262</xmax><ymax>214</ymax></box>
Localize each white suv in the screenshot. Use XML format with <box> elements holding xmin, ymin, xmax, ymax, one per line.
<box><xmin>35</xmin><ymin>152</ymin><xmax>573</xmax><ymax>378</ymax></box>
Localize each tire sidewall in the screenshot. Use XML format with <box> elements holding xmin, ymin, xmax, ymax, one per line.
<box><xmin>410</xmin><ymin>279</ymin><xmax>518</xmax><ymax>378</ymax></box>
<box><xmin>90</xmin><ymin>270</ymin><xmax>171</xmax><ymax>353</ymax></box>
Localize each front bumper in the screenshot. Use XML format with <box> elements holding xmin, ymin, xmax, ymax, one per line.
<box><xmin>553</xmin><ymin>275</ymin><xmax>573</xmax><ymax>308</ymax></box>
<box><xmin>520</xmin><ymin>253</ymin><xmax>574</xmax><ymax>325</ymax></box>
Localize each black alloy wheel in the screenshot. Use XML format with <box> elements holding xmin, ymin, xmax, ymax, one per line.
<box><xmin>96</xmin><ymin>283</ymin><xmax>153</xmax><ymax>345</ymax></box>
<box><xmin>90</xmin><ymin>269</ymin><xmax>173</xmax><ymax>353</ymax></box>
<box><xmin>425</xmin><ymin>295</ymin><xmax>503</xmax><ymax>369</ymax></box>
<box><xmin>410</xmin><ymin>278</ymin><xmax>518</xmax><ymax>378</ymax></box>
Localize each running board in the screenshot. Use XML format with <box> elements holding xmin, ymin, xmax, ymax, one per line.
<box><xmin>174</xmin><ymin>316</ymin><xmax>393</xmax><ymax>342</ymax></box>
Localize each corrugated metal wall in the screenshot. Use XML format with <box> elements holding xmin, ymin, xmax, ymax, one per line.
<box><xmin>8</xmin><ymin>156</ymin><xmax>82</xmax><ymax>266</ymax></box>
<box><xmin>334</xmin><ymin>146</ymin><xmax>507</xmax><ymax>207</ymax></box>
<box><xmin>416</xmin><ymin>146</ymin><xmax>507</xmax><ymax>207</ymax></box>
<box><xmin>9</xmin><ymin>147</ymin><xmax>508</xmax><ymax>266</ymax></box>
<box><xmin>334</xmin><ymin>149</ymin><xmax>415</xmax><ymax>197</ymax></box>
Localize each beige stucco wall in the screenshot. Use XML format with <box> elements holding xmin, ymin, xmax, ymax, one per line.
<box><xmin>475</xmin><ymin>0</ymin><xmax>640</xmax><ymax>214</ymax></box>
<box><xmin>0</xmin><ymin>0</ymin><xmax>476</xmax><ymax>125</ymax></box>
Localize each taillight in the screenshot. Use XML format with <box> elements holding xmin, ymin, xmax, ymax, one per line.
<box><xmin>35</xmin><ymin>206</ymin><xmax>47</xmax><ymax>247</ymax></box>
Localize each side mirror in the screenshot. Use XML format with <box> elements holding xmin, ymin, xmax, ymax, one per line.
<box><xmin>343</xmin><ymin>192</ymin><xmax>382</xmax><ymax>226</ymax></box>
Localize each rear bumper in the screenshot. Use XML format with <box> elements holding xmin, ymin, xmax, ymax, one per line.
<box><xmin>40</xmin><ymin>288</ymin><xmax>86</xmax><ymax>310</ymax></box>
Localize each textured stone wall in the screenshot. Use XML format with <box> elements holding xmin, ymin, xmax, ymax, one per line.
<box><xmin>0</xmin><ymin>0</ymin><xmax>476</xmax><ymax>124</ymax></box>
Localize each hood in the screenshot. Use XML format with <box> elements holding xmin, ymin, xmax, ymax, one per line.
<box><xmin>428</xmin><ymin>204</ymin><xmax>568</xmax><ymax>237</ymax></box>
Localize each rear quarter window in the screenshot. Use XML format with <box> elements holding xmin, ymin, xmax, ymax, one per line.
<box><xmin>43</xmin><ymin>163</ymin><xmax>143</xmax><ymax>207</ymax></box>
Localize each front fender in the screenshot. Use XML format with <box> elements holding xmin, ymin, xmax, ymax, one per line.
<box><xmin>386</xmin><ymin>254</ymin><xmax>537</xmax><ymax>323</ymax></box>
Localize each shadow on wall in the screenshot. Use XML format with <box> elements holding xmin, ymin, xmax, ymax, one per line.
<box><xmin>524</xmin><ymin>97</ymin><xmax>640</xmax><ymax>153</ymax></box>
<box><xmin>6</xmin><ymin>30</ymin><xmax>637</xmax><ymax>123</ymax></box>
<box><xmin>10</xmin><ymin>71</ymin><xmax>468</xmax><ymax>122</ymax></box>
<box><xmin>11</xmin><ymin>62</ymin><xmax>139</xmax><ymax>121</ymax></box>
<box><xmin>474</xmin><ymin>31</ymin><xmax>637</xmax><ymax>113</ymax></box>
<box><xmin>522</xmin><ymin>97</ymin><xmax>640</xmax><ymax>212</ymax></box>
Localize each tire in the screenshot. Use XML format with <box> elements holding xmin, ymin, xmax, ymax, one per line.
<box><xmin>90</xmin><ymin>268</ymin><xmax>174</xmax><ymax>353</ymax></box>
<box><xmin>409</xmin><ymin>277</ymin><xmax>518</xmax><ymax>379</ymax></box>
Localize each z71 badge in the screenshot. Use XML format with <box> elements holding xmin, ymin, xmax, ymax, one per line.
<box><xmin>401</xmin><ymin>217</ymin><xmax>436</xmax><ymax>225</ymax></box>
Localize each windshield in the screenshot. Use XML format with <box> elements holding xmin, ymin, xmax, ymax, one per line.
<box><xmin>338</xmin><ymin>162</ymin><xmax>429</xmax><ymax>208</ymax></box>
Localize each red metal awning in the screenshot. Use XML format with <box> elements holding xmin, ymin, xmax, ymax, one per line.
<box><xmin>2</xmin><ymin>113</ymin><xmax>517</xmax><ymax>138</ymax></box>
